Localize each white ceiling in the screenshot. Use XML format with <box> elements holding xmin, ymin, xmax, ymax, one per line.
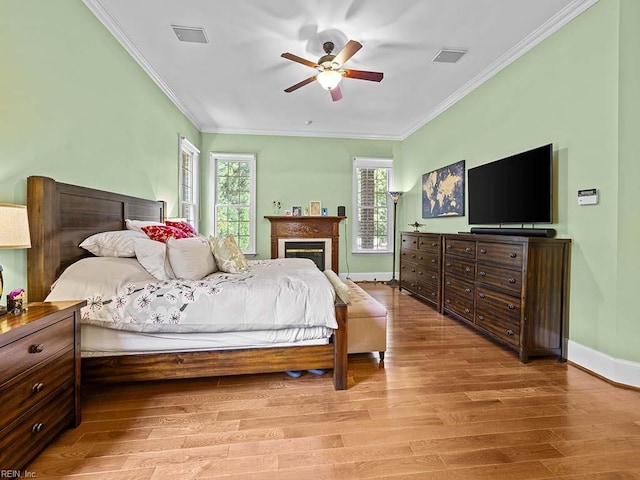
<box><xmin>83</xmin><ymin>0</ymin><xmax>597</xmax><ymax>140</ymax></box>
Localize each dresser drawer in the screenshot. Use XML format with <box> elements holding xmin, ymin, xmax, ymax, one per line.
<box><xmin>414</xmin><ymin>250</ymin><xmax>440</xmax><ymax>269</ymax></box>
<box><xmin>417</xmin><ymin>235</ymin><xmax>441</xmax><ymax>253</ymax></box>
<box><xmin>416</xmin><ymin>266</ymin><xmax>439</xmax><ymax>286</ymax></box>
<box><xmin>0</xmin><ymin>388</ymin><xmax>74</xmax><ymax>470</ymax></box>
<box><xmin>475</xmin><ymin>310</ymin><xmax>520</xmax><ymax>347</ymax></box>
<box><xmin>443</xmin><ymin>276</ymin><xmax>474</xmax><ymax>321</ymax></box>
<box><xmin>444</xmin><ymin>257</ymin><xmax>475</xmax><ymax>280</ymax></box>
<box><xmin>0</xmin><ymin>349</ymin><xmax>74</xmax><ymax>428</ymax></box>
<box><xmin>416</xmin><ymin>282</ymin><xmax>439</xmax><ymax>303</ymax></box>
<box><xmin>476</xmin><ymin>287</ymin><xmax>521</xmax><ymax>324</ymax></box>
<box><xmin>477</xmin><ymin>242</ymin><xmax>525</xmax><ymax>268</ymax></box>
<box><xmin>445</xmin><ymin>239</ymin><xmax>476</xmax><ymax>259</ymax></box>
<box><xmin>0</xmin><ymin>316</ymin><xmax>74</xmax><ymax>386</ymax></box>
<box><xmin>477</xmin><ymin>264</ymin><xmax>522</xmax><ymax>294</ymax></box>
<box><xmin>401</xmin><ymin>234</ymin><xmax>419</xmax><ymax>251</ymax></box>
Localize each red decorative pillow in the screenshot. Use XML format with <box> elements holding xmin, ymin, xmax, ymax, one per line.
<box><xmin>141</xmin><ymin>225</ymin><xmax>189</xmax><ymax>243</ymax></box>
<box><xmin>165</xmin><ymin>220</ymin><xmax>197</xmax><ymax>237</ymax></box>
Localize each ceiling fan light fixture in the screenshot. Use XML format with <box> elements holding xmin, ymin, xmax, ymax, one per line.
<box><xmin>316</xmin><ymin>70</ymin><xmax>342</xmax><ymax>90</ymax></box>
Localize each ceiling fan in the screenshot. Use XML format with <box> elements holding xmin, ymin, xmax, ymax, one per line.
<box><xmin>281</xmin><ymin>40</ymin><xmax>383</xmax><ymax>101</ymax></box>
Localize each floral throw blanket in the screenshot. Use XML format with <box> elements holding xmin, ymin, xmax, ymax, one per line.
<box><xmin>79</xmin><ymin>259</ymin><xmax>338</xmax><ymax>334</ymax></box>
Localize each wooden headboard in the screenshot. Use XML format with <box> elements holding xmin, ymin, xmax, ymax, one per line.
<box><xmin>27</xmin><ymin>176</ymin><xmax>165</xmax><ymax>301</ymax></box>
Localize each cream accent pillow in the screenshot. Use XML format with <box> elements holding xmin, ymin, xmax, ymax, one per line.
<box><xmin>79</xmin><ymin>230</ymin><xmax>147</xmax><ymax>257</ymax></box>
<box><xmin>166</xmin><ymin>236</ymin><xmax>218</xmax><ymax>280</ymax></box>
<box><xmin>132</xmin><ymin>238</ymin><xmax>175</xmax><ymax>281</ymax></box>
<box><xmin>209</xmin><ymin>235</ymin><xmax>249</xmax><ymax>273</ymax></box>
<box><xmin>324</xmin><ymin>270</ymin><xmax>350</xmax><ymax>304</ymax></box>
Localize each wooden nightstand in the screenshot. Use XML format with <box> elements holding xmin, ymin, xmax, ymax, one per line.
<box><xmin>0</xmin><ymin>301</ymin><xmax>85</xmax><ymax>469</ymax></box>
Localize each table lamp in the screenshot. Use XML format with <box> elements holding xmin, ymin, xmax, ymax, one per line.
<box><xmin>0</xmin><ymin>204</ymin><xmax>32</xmax><ymax>316</ymax></box>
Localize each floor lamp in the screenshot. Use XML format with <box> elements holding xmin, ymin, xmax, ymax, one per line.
<box><xmin>386</xmin><ymin>191</ymin><xmax>403</xmax><ymax>287</ymax></box>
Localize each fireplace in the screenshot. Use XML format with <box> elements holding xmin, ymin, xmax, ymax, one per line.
<box><xmin>265</xmin><ymin>215</ymin><xmax>345</xmax><ymax>273</ymax></box>
<box><xmin>283</xmin><ymin>240</ymin><xmax>327</xmax><ymax>270</ymax></box>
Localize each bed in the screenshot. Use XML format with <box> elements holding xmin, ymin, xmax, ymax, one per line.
<box><xmin>26</xmin><ymin>176</ymin><xmax>348</xmax><ymax>390</ymax></box>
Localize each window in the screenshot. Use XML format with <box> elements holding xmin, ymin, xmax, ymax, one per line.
<box><xmin>210</xmin><ymin>153</ymin><xmax>256</xmax><ymax>254</ymax></box>
<box><xmin>178</xmin><ymin>136</ymin><xmax>200</xmax><ymax>229</ymax></box>
<box><xmin>352</xmin><ymin>157</ymin><xmax>394</xmax><ymax>253</ymax></box>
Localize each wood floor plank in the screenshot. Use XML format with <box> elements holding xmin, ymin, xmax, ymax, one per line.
<box><xmin>23</xmin><ymin>283</ymin><xmax>640</xmax><ymax>479</ymax></box>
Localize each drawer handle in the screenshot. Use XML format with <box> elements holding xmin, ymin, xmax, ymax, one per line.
<box><xmin>464</xmin><ymin>288</ymin><xmax>471</xmax><ymax>293</ymax></box>
<box><xmin>507</xmin><ymin>304</ymin><xmax>516</xmax><ymax>310</ymax></box>
<box><xmin>465</xmin><ymin>267</ymin><xmax>471</xmax><ymax>272</ymax></box>
<box><xmin>446</xmin><ymin>281</ymin><xmax>451</xmax><ymax>285</ymax></box>
<box><xmin>480</xmin><ymin>248</ymin><xmax>487</xmax><ymax>254</ymax></box>
<box><xmin>478</xmin><ymin>315</ymin><xmax>484</xmax><ymax>321</ymax></box>
<box><xmin>29</xmin><ymin>344</ymin><xmax>44</xmax><ymax>354</ymax></box>
<box><xmin>32</xmin><ymin>422</ymin><xmax>45</xmax><ymax>433</ymax></box>
<box><xmin>479</xmin><ymin>293</ymin><xmax>485</xmax><ymax>299</ymax></box>
<box><xmin>464</xmin><ymin>308</ymin><xmax>470</xmax><ymax>314</ymax></box>
<box><xmin>431</xmin><ymin>259</ymin><xmax>436</xmax><ymax>263</ymax></box>
<box><xmin>418</xmin><ymin>271</ymin><xmax>423</xmax><ymax>276</ymax></box>
<box><xmin>431</xmin><ymin>243</ymin><xmax>438</xmax><ymax>247</ymax></box>
<box><xmin>412</xmin><ymin>241</ymin><xmax>417</xmax><ymax>245</ymax></box>
<box><xmin>446</xmin><ymin>262</ymin><xmax>451</xmax><ymax>267</ymax></box>
<box><xmin>479</xmin><ymin>271</ymin><xmax>486</xmax><ymax>277</ymax></box>
<box><xmin>431</xmin><ymin>275</ymin><xmax>436</xmax><ymax>280</ymax></box>
<box><xmin>506</xmin><ymin>329</ymin><xmax>515</xmax><ymax>336</ymax></box>
<box><xmin>32</xmin><ymin>382</ymin><xmax>45</xmax><ymax>394</ymax></box>
<box><xmin>508</xmin><ymin>278</ymin><xmax>516</xmax><ymax>284</ymax></box>
<box><xmin>509</xmin><ymin>253</ymin><xmax>517</xmax><ymax>258</ymax></box>
<box><xmin>445</xmin><ymin>299</ymin><xmax>451</xmax><ymax>304</ymax></box>
<box><xmin>465</xmin><ymin>247</ymin><xmax>472</xmax><ymax>252</ymax></box>
<box><xmin>446</xmin><ymin>244</ymin><xmax>452</xmax><ymax>249</ymax></box>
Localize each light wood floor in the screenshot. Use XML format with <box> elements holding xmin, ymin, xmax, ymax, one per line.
<box><xmin>29</xmin><ymin>283</ymin><xmax>640</xmax><ymax>479</ymax></box>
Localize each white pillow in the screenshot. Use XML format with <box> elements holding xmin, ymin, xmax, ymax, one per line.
<box><xmin>79</xmin><ymin>230</ymin><xmax>147</xmax><ymax>257</ymax></box>
<box><xmin>125</xmin><ymin>218</ymin><xmax>164</xmax><ymax>233</ymax></box>
<box><xmin>167</xmin><ymin>236</ymin><xmax>218</xmax><ymax>280</ymax></box>
<box><xmin>45</xmin><ymin>257</ymin><xmax>155</xmax><ymax>301</ymax></box>
<box><xmin>132</xmin><ymin>237</ymin><xmax>175</xmax><ymax>281</ymax></box>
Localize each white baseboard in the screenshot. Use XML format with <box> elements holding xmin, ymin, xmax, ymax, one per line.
<box><xmin>340</xmin><ymin>272</ymin><xmax>392</xmax><ymax>282</ymax></box>
<box><xmin>568</xmin><ymin>340</ymin><xmax>640</xmax><ymax>388</ymax></box>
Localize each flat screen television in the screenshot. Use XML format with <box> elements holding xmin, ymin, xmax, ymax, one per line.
<box><xmin>467</xmin><ymin>143</ymin><xmax>553</xmax><ymax>225</ymax></box>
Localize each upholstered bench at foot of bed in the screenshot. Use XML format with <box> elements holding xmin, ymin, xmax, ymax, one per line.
<box><xmin>344</xmin><ymin>280</ymin><xmax>388</xmax><ymax>360</ymax></box>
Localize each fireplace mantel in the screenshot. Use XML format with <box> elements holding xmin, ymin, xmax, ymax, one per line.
<box><xmin>264</xmin><ymin>216</ymin><xmax>346</xmax><ymax>273</ymax></box>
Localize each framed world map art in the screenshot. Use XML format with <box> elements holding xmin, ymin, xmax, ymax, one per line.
<box><xmin>422</xmin><ymin>160</ymin><xmax>465</xmax><ymax>218</ymax></box>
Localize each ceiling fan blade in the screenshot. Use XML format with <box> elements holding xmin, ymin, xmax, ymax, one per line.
<box><xmin>333</xmin><ymin>40</ymin><xmax>362</xmax><ymax>66</ymax></box>
<box><xmin>284</xmin><ymin>75</ymin><xmax>317</xmax><ymax>93</ymax></box>
<box><xmin>330</xmin><ymin>85</ymin><xmax>343</xmax><ymax>102</ymax></box>
<box><xmin>281</xmin><ymin>52</ymin><xmax>318</xmax><ymax>69</ymax></box>
<box><xmin>344</xmin><ymin>69</ymin><xmax>384</xmax><ymax>82</ymax></box>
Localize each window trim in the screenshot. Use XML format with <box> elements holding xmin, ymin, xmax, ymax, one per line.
<box><xmin>351</xmin><ymin>157</ymin><xmax>394</xmax><ymax>254</ymax></box>
<box><xmin>178</xmin><ymin>135</ymin><xmax>200</xmax><ymax>230</ymax></box>
<box><xmin>209</xmin><ymin>152</ymin><xmax>257</xmax><ymax>255</ymax></box>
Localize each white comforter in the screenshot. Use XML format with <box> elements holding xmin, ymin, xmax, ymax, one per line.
<box><xmin>46</xmin><ymin>257</ymin><xmax>337</xmax><ymax>334</ymax></box>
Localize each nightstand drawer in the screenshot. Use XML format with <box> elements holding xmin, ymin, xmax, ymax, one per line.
<box><xmin>0</xmin><ymin>387</ymin><xmax>74</xmax><ymax>470</ymax></box>
<box><xmin>0</xmin><ymin>349</ymin><xmax>74</xmax><ymax>427</ymax></box>
<box><xmin>0</xmin><ymin>316</ymin><xmax>74</xmax><ymax>386</ymax></box>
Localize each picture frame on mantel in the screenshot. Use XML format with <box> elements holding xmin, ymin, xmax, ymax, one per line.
<box><xmin>310</xmin><ymin>201</ymin><xmax>321</xmax><ymax>216</ymax></box>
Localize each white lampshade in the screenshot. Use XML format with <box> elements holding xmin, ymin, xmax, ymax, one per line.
<box><xmin>0</xmin><ymin>204</ymin><xmax>31</xmax><ymax>249</ymax></box>
<box><xmin>317</xmin><ymin>70</ymin><xmax>342</xmax><ymax>90</ymax></box>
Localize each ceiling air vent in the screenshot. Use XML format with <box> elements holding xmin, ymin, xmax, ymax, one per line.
<box><xmin>172</xmin><ymin>26</ymin><xmax>208</xmax><ymax>44</ymax></box>
<box><xmin>432</xmin><ymin>49</ymin><xmax>467</xmax><ymax>63</ymax></box>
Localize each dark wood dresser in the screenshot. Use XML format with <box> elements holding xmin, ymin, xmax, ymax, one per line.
<box><xmin>442</xmin><ymin>234</ymin><xmax>571</xmax><ymax>362</ymax></box>
<box><xmin>0</xmin><ymin>301</ymin><xmax>85</xmax><ymax>469</ymax></box>
<box><xmin>399</xmin><ymin>232</ymin><xmax>443</xmax><ymax>310</ymax></box>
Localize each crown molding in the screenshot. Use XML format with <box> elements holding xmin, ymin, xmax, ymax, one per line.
<box><xmin>401</xmin><ymin>0</ymin><xmax>600</xmax><ymax>140</ymax></box>
<box><xmin>82</xmin><ymin>0</ymin><xmax>203</xmax><ymax>131</ymax></box>
<box><xmin>199</xmin><ymin>124</ymin><xmax>403</xmax><ymax>141</ymax></box>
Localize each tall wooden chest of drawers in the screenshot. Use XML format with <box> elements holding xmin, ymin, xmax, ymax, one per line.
<box><xmin>0</xmin><ymin>301</ymin><xmax>85</xmax><ymax>469</ymax></box>
<box><xmin>399</xmin><ymin>232</ymin><xmax>443</xmax><ymax>310</ymax></box>
<box><xmin>442</xmin><ymin>234</ymin><xmax>571</xmax><ymax>362</ymax></box>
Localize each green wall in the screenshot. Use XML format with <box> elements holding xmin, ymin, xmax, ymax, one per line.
<box><xmin>200</xmin><ymin>134</ymin><xmax>400</xmax><ymax>274</ymax></box>
<box><xmin>0</xmin><ymin>0</ymin><xmax>200</xmax><ymax>293</ymax></box>
<box><xmin>398</xmin><ymin>0</ymin><xmax>638</xmax><ymax>363</ymax></box>
<box><xmin>616</xmin><ymin>0</ymin><xmax>640</xmax><ymax>361</ymax></box>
